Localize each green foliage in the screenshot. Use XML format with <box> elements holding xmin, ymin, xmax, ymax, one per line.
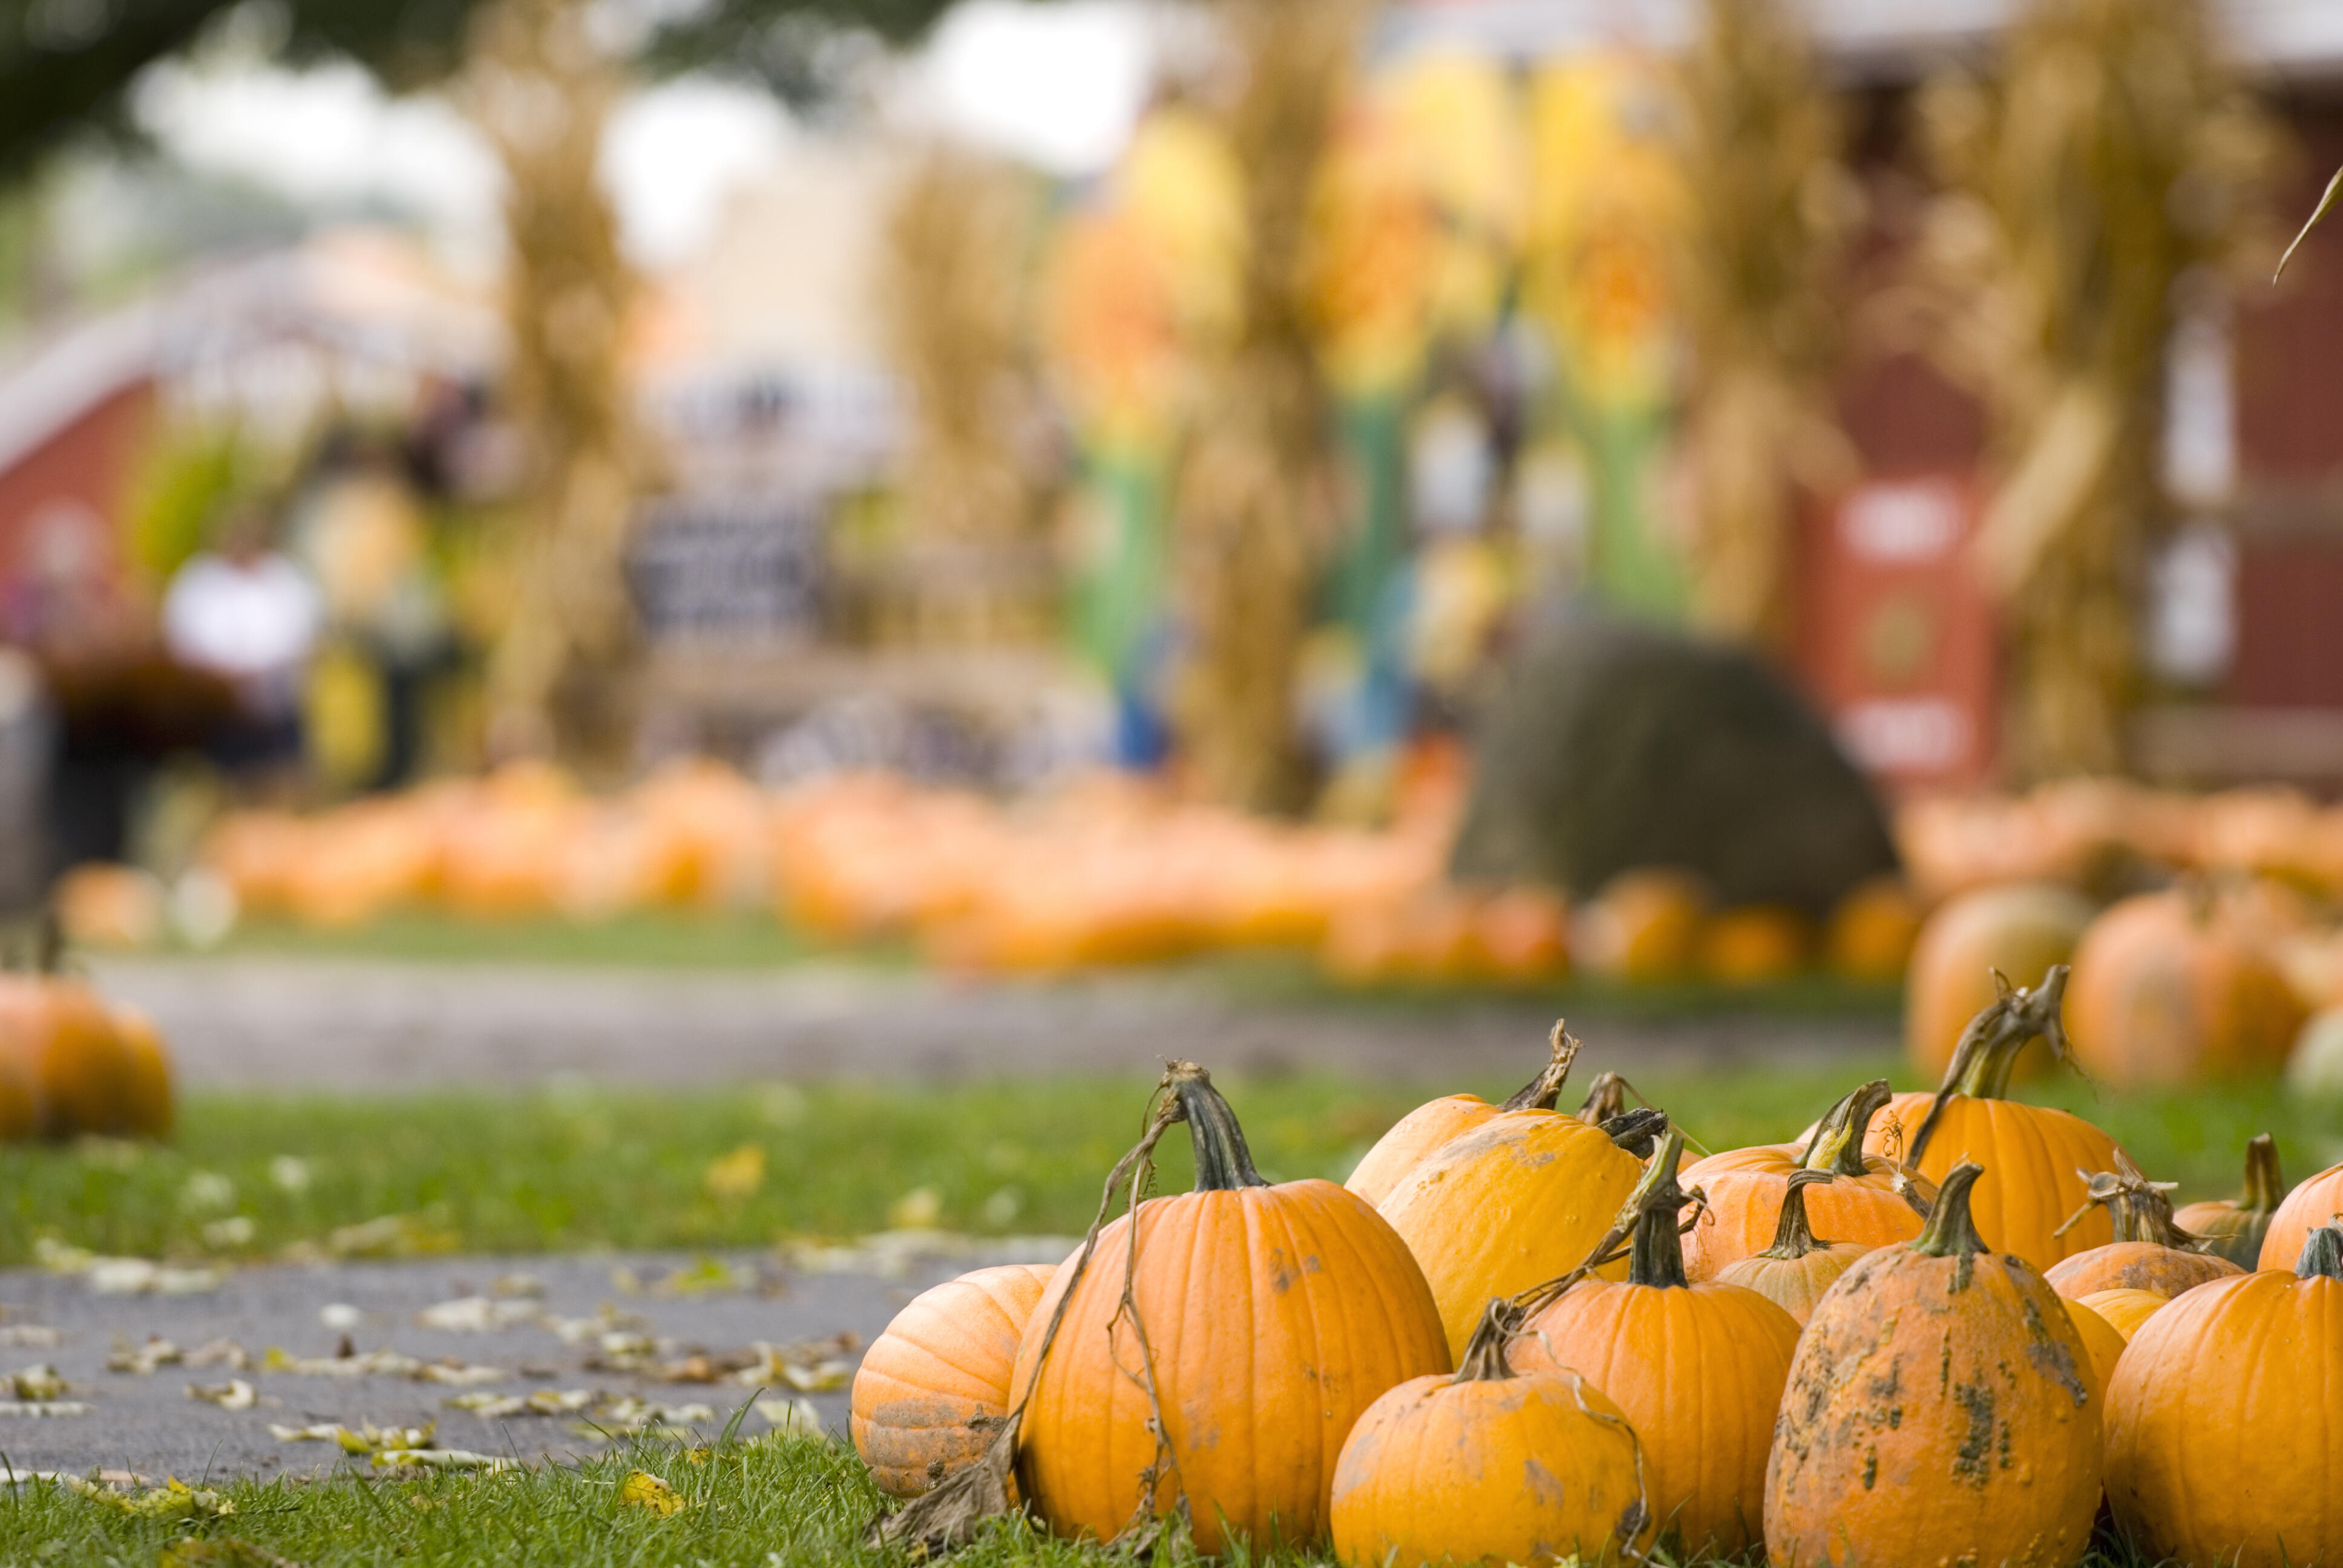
<box><xmin>121</xmin><ymin>420</ymin><xmax>258</xmax><ymax>583</ymax></box>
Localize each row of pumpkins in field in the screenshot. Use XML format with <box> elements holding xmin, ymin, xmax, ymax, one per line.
<box><xmin>0</xmin><ymin>952</ymin><xmax>175</xmax><ymax>1142</ymax></box>
<box><xmin>850</xmin><ymin>987</ymin><xmax>2343</xmax><ymax>1567</ymax></box>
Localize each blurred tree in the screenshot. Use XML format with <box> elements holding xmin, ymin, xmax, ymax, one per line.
<box><xmin>1917</xmin><ymin>0</ymin><xmax>2276</xmax><ymax>780</ymax></box>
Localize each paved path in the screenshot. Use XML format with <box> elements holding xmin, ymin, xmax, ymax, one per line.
<box><xmin>92</xmin><ymin>957</ymin><xmax>1893</xmax><ymax>1089</ymax></box>
<box><xmin>0</xmin><ymin>1244</ymin><xmax>1064</xmax><ymax>1481</ymax></box>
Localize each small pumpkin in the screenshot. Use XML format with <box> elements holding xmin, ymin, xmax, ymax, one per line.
<box><xmin>852</xmin><ymin>1262</ymin><xmax>1056</xmax><ymax>1498</ymax></box>
<box><xmin>1712</xmin><ymin>1169</ymin><xmax>1872</xmax><ymax>1325</ymax></box>
<box><xmin>1766</xmin><ymin>1162</ymin><xmax>2103</xmax><ymax>1568</ymax></box>
<box><xmin>2043</xmin><ymin>1151</ymin><xmax>2244</xmax><ymax>1300</ymax></box>
<box><xmin>1867</xmin><ymin>967</ymin><xmax>2126</xmax><ymax>1267</ymax></box>
<box><xmin>2062</xmin><ymin>1296</ymin><xmax>2129</xmax><ymax>1396</ymax></box>
<box><xmin>2106</xmin><ymin>1223</ymin><xmax>2343</xmax><ymax>1568</ymax></box>
<box><xmin>0</xmin><ymin>967</ymin><xmax>136</xmax><ymax>1139</ymax></box>
<box><xmin>2078</xmin><ymin>1287</ymin><xmax>2169</xmax><ymax>1341</ymax></box>
<box><xmin>2066</xmin><ymin>888</ymin><xmax>2306</xmax><ymax>1086</ymax></box>
<box><xmin>1011</xmin><ymin>1063</ymin><xmax>1449</xmax><ymax>1554</ymax></box>
<box><xmin>1375</xmin><ymin>1056</ymin><xmax>1648</xmax><ymax>1359</ymax></box>
<box><xmin>1700</xmin><ymin>905</ymin><xmax>1810</xmax><ymax>986</ymax></box>
<box><xmin>1345</xmin><ymin>1024</ymin><xmax>1579</xmax><ymax>1207</ymax></box>
<box><xmin>1904</xmin><ymin>882</ymin><xmax>2095</xmax><ymax>1082</ymax></box>
<box><xmin>1680</xmin><ymin>1079</ymin><xmax>1925</xmax><ymax>1279</ymax></box>
<box><xmin>0</xmin><ymin>1011</ymin><xmax>34</xmax><ymax>1140</ymax></box>
<box><xmin>1329</xmin><ymin>1302</ymin><xmax>1652</xmax><ymax>1568</ymax></box>
<box><xmin>1510</xmin><ymin>1131</ymin><xmax>1801</xmax><ymax>1560</ymax></box>
<box><xmin>1825</xmin><ymin>875</ymin><xmax>1922</xmax><ymax>984</ymax></box>
<box><xmin>2174</xmin><ymin>1133</ymin><xmax>2287</xmax><ymax>1268</ymax></box>
<box><xmin>2257</xmin><ymin>1157</ymin><xmax>2343</xmax><ymax>1272</ymax></box>
<box><xmin>108</xmin><ymin>1004</ymin><xmax>174</xmax><ymax>1141</ymax></box>
<box><xmin>1576</xmin><ymin>867</ymin><xmax>1709</xmax><ymax>983</ymax></box>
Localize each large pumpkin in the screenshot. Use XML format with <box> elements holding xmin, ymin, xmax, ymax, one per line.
<box><xmin>1510</xmin><ymin>1131</ymin><xmax>1801</xmax><ymax>1560</ymax></box>
<box><xmin>1766</xmin><ymin>1162</ymin><xmax>2103</xmax><ymax>1568</ymax></box>
<box><xmin>852</xmin><ymin>1263</ymin><xmax>1056</xmax><ymax>1498</ymax></box>
<box><xmin>2043</xmin><ymin>1151</ymin><xmax>2244</xmax><ymax>1301</ymax></box>
<box><xmin>2175</xmin><ymin>1133</ymin><xmax>2287</xmax><ymax>1269</ymax></box>
<box><xmin>1009</xmin><ymin>1063</ymin><xmax>1448</xmax><ymax>1553</ymax></box>
<box><xmin>1329</xmin><ymin>1302</ymin><xmax>1651</xmax><ymax>1568</ymax></box>
<box><xmin>2105</xmin><ymin>1223</ymin><xmax>2343</xmax><ymax>1568</ymax></box>
<box><xmin>1679</xmin><ymin>1079</ymin><xmax>1924</xmax><ymax>1279</ymax></box>
<box><xmin>1904</xmin><ymin>883</ymin><xmax>2095</xmax><ymax>1082</ymax></box>
<box><xmin>1344</xmin><ymin>1024</ymin><xmax>1579</xmax><ymax>1207</ymax></box>
<box><xmin>1867</xmin><ymin>967</ymin><xmax>2125</xmax><ymax>1267</ymax></box>
<box><xmin>0</xmin><ymin>972</ymin><xmax>135</xmax><ymax>1138</ymax></box>
<box><xmin>2258</xmin><ymin>1158</ymin><xmax>2343</xmax><ymax>1272</ymax></box>
<box><xmin>1712</xmin><ymin>1169</ymin><xmax>1873</xmax><ymax>1325</ymax></box>
<box><xmin>2066</xmin><ymin>889</ymin><xmax>2306</xmax><ymax>1086</ymax></box>
<box><xmin>1377</xmin><ymin>1088</ymin><xmax>1647</xmax><ymax>1360</ymax></box>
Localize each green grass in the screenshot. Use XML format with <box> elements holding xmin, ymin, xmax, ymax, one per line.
<box><xmin>5</xmin><ymin>1065</ymin><xmax>2338</xmax><ymax>1270</ymax></box>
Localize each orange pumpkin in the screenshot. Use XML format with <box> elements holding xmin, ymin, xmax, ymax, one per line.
<box><xmin>1009</xmin><ymin>1063</ymin><xmax>1448</xmax><ymax>1553</ymax></box>
<box><xmin>1700</xmin><ymin>906</ymin><xmax>1810</xmax><ymax>985</ymax></box>
<box><xmin>2066</xmin><ymin>889</ymin><xmax>2307</xmax><ymax>1086</ymax></box>
<box><xmin>852</xmin><ymin>1263</ymin><xmax>1055</xmax><ymax>1498</ymax></box>
<box><xmin>1679</xmin><ymin>1079</ymin><xmax>1924</xmax><ymax>1279</ymax></box>
<box><xmin>2062</xmin><ymin>1296</ymin><xmax>2129</xmax><ymax>1396</ymax></box>
<box><xmin>1868</xmin><ymin>967</ymin><xmax>2125</xmax><ymax>1267</ymax></box>
<box><xmin>0</xmin><ymin>972</ymin><xmax>135</xmax><ymax>1138</ymax></box>
<box><xmin>1824</xmin><ymin>875</ymin><xmax>1922</xmax><ymax>984</ymax></box>
<box><xmin>1329</xmin><ymin>1302</ymin><xmax>1651</xmax><ymax>1568</ymax></box>
<box><xmin>2258</xmin><ymin>1158</ymin><xmax>2343</xmax><ymax>1272</ymax></box>
<box><xmin>1766</xmin><ymin>1162</ymin><xmax>2104</xmax><ymax>1568</ymax></box>
<box><xmin>107</xmin><ymin>1004</ymin><xmax>174</xmax><ymax>1141</ymax></box>
<box><xmin>1576</xmin><ymin>868</ymin><xmax>1709</xmax><ymax>983</ymax></box>
<box><xmin>2043</xmin><ymin>1151</ymin><xmax>2244</xmax><ymax>1300</ymax></box>
<box><xmin>0</xmin><ymin>1012</ymin><xmax>34</xmax><ymax>1139</ymax></box>
<box><xmin>2079</xmin><ymin>1287</ymin><xmax>2170</xmax><ymax>1341</ymax></box>
<box><xmin>1510</xmin><ymin>1132</ymin><xmax>1801</xmax><ymax>1560</ymax></box>
<box><xmin>1344</xmin><ymin>1023</ymin><xmax>1579</xmax><ymax>1207</ymax></box>
<box><xmin>1377</xmin><ymin>1083</ymin><xmax>1647</xmax><ymax>1360</ymax></box>
<box><xmin>2106</xmin><ymin>1223</ymin><xmax>2343</xmax><ymax>1568</ymax></box>
<box><xmin>1712</xmin><ymin>1169</ymin><xmax>1873</xmax><ymax>1325</ymax></box>
<box><xmin>1904</xmin><ymin>882</ymin><xmax>2095</xmax><ymax>1082</ymax></box>
<box><xmin>1466</xmin><ymin>887</ymin><xmax>1569</xmax><ymax>985</ymax></box>
<box><xmin>2175</xmin><ymin>1133</ymin><xmax>2287</xmax><ymax>1269</ymax></box>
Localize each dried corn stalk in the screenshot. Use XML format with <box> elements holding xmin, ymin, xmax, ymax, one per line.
<box><xmin>465</xmin><ymin>0</ymin><xmax>647</xmax><ymax>767</ymax></box>
<box><xmin>1671</xmin><ymin>0</ymin><xmax>1855</xmax><ymax>648</ymax></box>
<box><xmin>1171</xmin><ymin>0</ymin><xmax>1362</xmax><ymax>812</ymax></box>
<box><xmin>1917</xmin><ymin>0</ymin><xmax>2275</xmax><ymax>779</ymax></box>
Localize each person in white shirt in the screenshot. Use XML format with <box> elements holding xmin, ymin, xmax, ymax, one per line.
<box><xmin>162</xmin><ymin>506</ymin><xmax>323</xmax><ymax>781</ymax></box>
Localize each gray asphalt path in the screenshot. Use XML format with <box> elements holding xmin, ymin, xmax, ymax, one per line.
<box><xmin>0</xmin><ymin>1245</ymin><xmax>1065</xmax><ymax>1481</ymax></box>
<box><xmin>91</xmin><ymin>956</ymin><xmax>1893</xmax><ymax>1089</ymax></box>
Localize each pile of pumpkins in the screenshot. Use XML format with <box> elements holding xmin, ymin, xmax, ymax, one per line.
<box><xmin>850</xmin><ymin>984</ymin><xmax>2343</xmax><ymax>1568</ymax></box>
<box><xmin>0</xmin><ymin>941</ymin><xmax>174</xmax><ymax>1141</ymax></box>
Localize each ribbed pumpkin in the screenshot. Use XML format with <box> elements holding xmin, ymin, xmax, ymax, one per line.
<box><xmin>2067</xmin><ymin>889</ymin><xmax>2306</xmax><ymax>1086</ymax></box>
<box><xmin>107</xmin><ymin>1004</ymin><xmax>175</xmax><ymax>1141</ymax></box>
<box><xmin>1377</xmin><ymin>1086</ymin><xmax>1647</xmax><ymax>1360</ymax></box>
<box><xmin>2062</xmin><ymin>1297</ymin><xmax>2128</xmax><ymax>1396</ymax></box>
<box><xmin>1509</xmin><ymin>1132</ymin><xmax>1801</xmax><ymax>1560</ymax></box>
<box><xmin>1576</xmin><ymin>868</ymin><xmax>1709</xmax><ymax>983</ymax></box>
<box><xmin>2043</xmin><ymin>1151</ymin><xmax>2244</xmax><ymax>1300</ymax></box>
<box><xmin>2175</xmin><ymin>1134</ymin><xmax>2286</xmax><ymax>1269</ymax></box>
<box><xmin>1329</xmin><ymin>1302</ymin><xmax>1652</xmax><ymax>1568</ymax></box>
<box><xmin>1766</xmin><ymin>1163</ymin><xmax>2103</xmax><ymax>1568</ymax></box>
<box><xmin>2105</xmin><ymin>1223</ymin><xmax>2343</xmax><ymax>1568</ymax></box>
<box><xmin>1712</xmin><ymin>1169</ymin><xmax>1872</xmax><ymax>1325</ymax></box>
<box><xmin>0</xmin><ymin>970</ymin><xmax>136</xmax><ymax>1138</ymax></box>
<box><xmin>2258</xmin><ymin>1158</ymin><xmax>2343</xmax><ymax>1272</ymax></box>
<box><xmin>852</xmin><ymin>1262</ymin><xmax>1056</xmax><ymax>1498</ymax></box>
<box><xmin>2079</xmin><ymin>1287</ymin><xmax>2169</xmax><ymax>1341</ymax></box>
<box><xmin>1344</xmin><ymin>1024</ymin><xmax>1579</xmax><ymax>1207</ymax></box>
<box><xmin>1679</xmin><ymin>1079</ymin><xmax>1924</xmax><ymax>1279</ymax></box>
<box><xmin>1009</xmin><ymin>1063</ymin><xmax>1449</xmax><ymax>1554</ymax></box>
<box><xmin>1904</xmin><ymin>882</ymin><xmax>2094</xmax><ymax>1082</ymax></box>
<box><xmin>1867</xmin><ymin>967</ymin><xmax>2124</xmax><ymax>1267</ymax></box>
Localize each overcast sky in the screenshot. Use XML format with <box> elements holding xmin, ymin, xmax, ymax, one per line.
<box><xmin>131</xmin><ymin>0</ymin><xmax>1167</xmax><ymax>271</ymax></box>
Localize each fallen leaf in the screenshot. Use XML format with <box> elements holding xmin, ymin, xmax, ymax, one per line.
<box><xmin>417</xmin><ymin>1296</ymin><xmax>542</xmax><ymax>1333</ymax></box>
<box><xmin>755</xmin><ymin>1397</ymin><xmax>823</xmax><ymax>1436</ymax></box>
<box><xmin>0</xmin><ymin>1401</ymin><xmax>89</xmax><ymax>1416</ymax></box>
<box><xmin>108</xmin><ymin>1336</ymin><xmax>182</xmax><ymax>1374</ymax></box>
<box><xmin>6</xmin><ymin>1364</ymin><xmax>68</xmax><ymax>1400</ymax></box>
<box><xmin>620</xmin><ymin>1469</ymin><xmax>687</xmax><ymax>1515</ymax></box>
<box><xmin>703</xmin><ymin>1144</ymin><xmax>766</xmax><ymax>1202</ymax></box>
<box><xmin>185</xmin><ymin>1339</ymin><xmax>251</xmax><ymax>1370</ymax></box>
<box><xmin>185</xmin><ymin>1380</ymin><xmax>257</xmax><ymax>1410</ymax></box>
<box><xmin>317</xmin><ymin>1304</ymin><xmax>362</xmax><ymax>1331</ymax></box>
<box><xmin>370</xmin><ymin>1449</ymin><xmax>511</xmax><ymax>1472</ymax></box>
<box><xmin>64</xmin><ymin>1475</ymin><xmax>235</xmax><ymax>1520</ymax></box>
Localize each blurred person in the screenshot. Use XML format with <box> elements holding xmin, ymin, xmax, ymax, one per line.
<box><xmin>162</xmin><ymin>503</ymin><xmax>321</xmax><ymax>794</ymax></box>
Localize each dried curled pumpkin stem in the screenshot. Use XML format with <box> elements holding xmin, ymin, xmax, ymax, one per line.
<box><xmin>1499</xmin><ymin>1022</ymin><xmax>1583</xmax><ymax>1113</ymax></box>
<box><xmin>1600</xmin><ymin>1108</ymin><xmax>1671</xmax><ymax>1158</ymax></box>
<box><xmin>1576</xmin><ymin>1070</ymin><xmax>1637</xmax><ymax>1126</ymax></box>
<box><xmin>2238</xmin><ymin>1133</ymin><xmax>2286</xmax><ymax>1215</ymax></box>
<box><xmin>2054</xmin><ymin>1148</ymin><xmax>2204</xmax><ymax>1250</ymax></box>
<box><xmin>1910</xmin><ymin>966</ymin><xmax>2073</xmax><ymax>1165</ymax></box>
<box><xmin>1911</xmin><ymin>1161</ymin><xmax>1989</xmax><ymax>1259</ymax></box>
<box><xmin>1798</xmin><ymin>1079</ymin><xmax>1894</xmax><ymax>1177</ymax></box>
<box><xmin>1452</xmin><ymin>1299</ymin><xmax>1528</xmax><ymax>1383</ymax></box>
<box><xmin>1758</xmin><ymin>1169</ymin><xmax>1838</xmax><ymax>1261</ymax></box>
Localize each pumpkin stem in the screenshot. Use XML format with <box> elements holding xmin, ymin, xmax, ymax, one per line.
<box><xmin>2296</xmin><ymin>1223</ymin><xmax>2343</xmax><ymax>1282</ymax></box>
<box><xmin>1910</xmin><ymin>1161</ymin><xmax>1990</xmax><ymax>1259</ymax></box>
<box><xmin>2238</xmin><ymin>1134</ymin><xmax>2286</xmax><ymax>1215</ymax></box>
<box><xmin>1601</xmin><ymin>1107</ymin><xmax>1670</xmax><ymax>1158</ymax></box>
<box><xmin>1758</xmin><ymin>1169</ymin><xmax>1837</xmax><ymax>1261</ymax></box>
<box><xmin>1453</xmin><ymin>1299</ymin><xmax>1525</xmax><ymax>1383</ymax></box>
<box><xmin>2054</xmin><ymin>1149</ymin><xmax>2201</xmax><ymax>1249</ymax></box>
<box><xmin>1575</xmin><ymin>1070</ymin><xmax>1636</xmax><ymax>1126</ymax></box>
<box><xmin>1910</xmin><ymin>966</ymin><xmax>2071</xmax><ymax>1165</ymax></box>
<box><xmin>1498</xmin><ymin>1022</ymin><xmax>1581</xmax><ymax>1112</ymax></box>
<box><xmin>1799</xmin><ymin>1079</ymin><xmax>1893</xmax><ymax>1177</ymax></box>
<box><xmin>1164</xmin><ymin>1062</ymin><xmax>1267</xmax><ymax>1191</ymax></box>
<box><xmin>1623</xmin><ymin>1129</ymin><xmax>1694</xmax><ymax>1290</ymax></box>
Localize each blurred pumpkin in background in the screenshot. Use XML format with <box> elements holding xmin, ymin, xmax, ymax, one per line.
<box><xmin>2067</xmin><ymin>888</ymin><xmax>2305</xmax><ymax>1086</ymax></box>
<box><xmin>1904</xmin><ymin>882</ymin><xmax>2095</xmax><ymax>1082</ymax></box>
